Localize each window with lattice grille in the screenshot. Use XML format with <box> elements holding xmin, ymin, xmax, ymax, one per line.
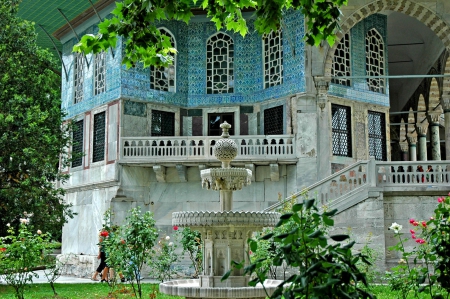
<box><xmin>365</xmin><ymin>28</ymin><xmax>385</xmax><ymax>93</ymax></box>
<box><xmin>74</xmin><ymin>53</ymin><xmax>84</xmax><ymax>103</ymax></box>
<box><xmin>72</xmin><ymin>119</ymin><xmax>84</xmax><ymax>167</ymax></box>
<box><xmin>151</xmin><ymin>110</ymin><xmax>175</xmax><ymax>136</ymax></box>
<box><xmin>94</xmin><ymin>52</ymin><xmax>106</xmax><ymax>95</ymax></box>
<box><xmin>331</xmin><ymin>104</ymin><xmax>352</xmax><ymax>157</ymax></box>
<box><xmin>93</xmin><ymin>112</ymin><xmax>106</xmax><ymax>162</ymax></box>
<box><xmin>368</xmin><ymin>111</ymin><xmax>386</xmax><ymax>161</ymax></box>
<box><xmin>208</xmin><ymin>113</ymin><xmax>234</xmax><ymax>136</ymax></box>
<box><xmin>264</xmin><ymin>30</ymin><xmax>283</xmax><ymax>89</ymax></box>
<box><xmin>264</xmin><ymin>105</ymin><xmax>283</xmax><ymax>135</ymax></box>
<box><xmin>331</xmin><ymin>33</ymin><xmax>351</xmax><ymax>86</ymax></box>
<box><xmin>150</xmin><ymin>28</ymin><xmax>176</xmax><ymax>92</ymax></box>
<box><xmin>207</xmin><ymin>33</ymin><xmax>234</xmax><ymax>94</ymax></box>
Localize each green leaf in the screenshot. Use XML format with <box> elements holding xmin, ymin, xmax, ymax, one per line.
<box><xmin>330</xmin><ymin>234</ymin><xmax>350</xmax><ymax>242</ymax></box>
<box><xmin>292</xmin><ymin>203</ymin><xmax>303</xmax><ymax>212</ymax></box>
<box><xmin>280</xmin><ymin>213</ymin><xmax>294</xmax><ymax>220</ymax></box>
<box><xmin>221</xmin><ymin>269</ymin><xmax>232</xmax><ymax>281</ymax></box>
<box><xmin>304</xmin><ymin>199</ymin><xmax>315</xmax><ymax>209</ymax></box>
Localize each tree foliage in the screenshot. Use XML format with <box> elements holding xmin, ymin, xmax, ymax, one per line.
<box><xmin>0</xmin><ymin>1</ymin><xmax>74</xmax><ymax>240</ymax></box>
<box><xmin>74</xmin><ymin>0</ymin><xmax>347</xmax><ymax>68</ymax></box>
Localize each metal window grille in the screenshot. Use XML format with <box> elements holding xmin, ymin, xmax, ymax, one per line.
<box><xmin>206</xmin><ymin>33</ymin><xmax>234</xmax><ymax>94</ymax></box>
<box><xmin>264</xmin><ymin>30</ymin><xmax>283</xmax><ymax>89</ymax></box>
<box><xmin>331</xmin><ymin>104</ymin><xmax>352</xmax><ymax>157</ymax></box>
<box><xmin>151</xmin><ymin>110</ymin><xmax>175</xmax><ymax>136</ymax></box>
<box><xmin>72</xmin><ymin>119</ymin><xmax>84</xmax><ymax>167</ymax></box>
<box><xmin>208</xmin><ymin>113</ymin><xmax>234</xmax><ymax>136</ymax></box>
<box><xmin>365</xmin><ymin>28</ymin><xmax>385</xmax><ymax>93</ymax></box>
<box><xmin>150</xmin><ymin>28</ymin><xmax>176</xmax><ymax>92</ymax></box>
<box><xmin>74</xmin><ymin>53</ymin><xmax>84</xmax><ymax>103</ymax></box>
<box><xmin>94</xmin><ymin>51</ymin><xmax>106</xmax><ymax>95</ymax></box>
<box><xmin>368</xmin><ymin>111</ymin><xmax>386</xmax><ymax>161</ymax></box>
<box><xmin>93</xmin><ymin>112</ymin><xmax>106</xmax><ymax>162</ymax></box>
<box><xmin>331</xmin><ymin>33</ymin><xmax>351</xmax><ymax>86</ymax></box>
<box><xmin>264</xmin><ymin>105</ymin><xmax>283</xmax><ymax>135</ymax></box>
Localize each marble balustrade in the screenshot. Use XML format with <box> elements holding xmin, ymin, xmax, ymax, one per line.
<box><xmin>120</xmin><ymin>135</ymin><xmax>296</xmax><ymax>162</ymax></box>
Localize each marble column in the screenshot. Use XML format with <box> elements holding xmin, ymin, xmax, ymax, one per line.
<box><xmin>442</xmin><ymin>97</ymin><xmax>450</xmax><ymax>159</ymax></box>
<box><xmin>399</xmin><ymin>142</ymin><xmax>409</xmax><ymax>161</ymax></box>
<box><xmin>314</xmin><ymin>76</ymin><xmax>331</xmax><ymax>180</ymax></box>
<box><xmin>428</xmin><ymin>112</ymin><xmax>442</xmax><ymax>161</ymax></box>
<box><xmin>416</xmin><ymin>121</ymin><xmax>429</xmax><ymax>161</ymax></box>
<box><xmin>407</xmin><ymin>135</ymin><xmax>417</xmax><ymax>162</ymax></box>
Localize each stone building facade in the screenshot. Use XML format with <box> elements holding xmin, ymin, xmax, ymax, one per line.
<box><xmin>53</xmin><ymin>0</ymin><xmax>450</xmax><ymax>276</ymax></box>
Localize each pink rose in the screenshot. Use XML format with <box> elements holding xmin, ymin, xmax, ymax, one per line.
<box><xmin>411</xmin><ymin>235</ymin><xmax>416</xmax><ymax>239</ymax></box>
<box><xmin>412</xmin><ymin>221</ymin><xmax>419</xmax><ymax>227</ymax></box>
<box><xmin>410</xmin><ymin>229</ymin><xmax>415</xmax><ymax>234</ymax></box>
<box><xmin>409</xmin><ymin>218</ymin><xmax>415</xmax><ymax>224</ymax></box>
<box><xmin>173</xmin><ymin>226</ymin><xmax>179</xmax><ymax>231</ymax></box>
<box><xmin>438</xmin><ymin>197</ymin><xmax>444</xmax><ymax>203</ymax></box>
<box><xmin>422</xmin><ymin>221</ymin><xmax>427</xmax><ymax>227</ymax></box>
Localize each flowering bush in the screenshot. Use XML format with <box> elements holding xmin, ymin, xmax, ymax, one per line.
<box><xmin>386</xmin><ymin>194</ymin><xmax>450</xmax><ymax>299</ymax></box>
<box><xmin>0</xmin><ymin>216</ymin><xmax>51</xmax><ymax>299</ymax></box>
<box><xmin>148</xmin><ymin>232</ymin><xmax>180</xmax><ymax>282</ymax></box>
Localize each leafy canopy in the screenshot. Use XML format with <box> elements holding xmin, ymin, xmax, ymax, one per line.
<box><xmin>0</xmin><ymin>0</ymin><xmax>74</xmax><ymax>240</ymax></box>
<box><xmin>74</xmin><ymin>0</ymin><xmax>348</xmax><ymax>68</ymax></box>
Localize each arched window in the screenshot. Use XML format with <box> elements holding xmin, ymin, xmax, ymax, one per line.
<box><xmin>94</xmin><ymin>51</ymin><xmax>106</xmax><ymax>95</ymax></box>
<box><xmin>74</xmin><ymin>52</ymin><xmax>84</xmax><ymax>103</ymax></box>
<box><xmin>150</xmin><ymin>28</ymin><xmax>176</xmax><ymax>92</ymax></box>
<box><xmin>331</xmin><ymin>33</ymin><xmax>351</xmax><ymax>86</ymax></box>
<box><xmin>206</xmin><ymin>32</ymin><xmax>234</xmax><ymax>94</ymax></box>
<box><xmin>264</xmin><ymin>30</ymin><xmax>283</xmax><ymax>88</ymax></box>
<box><xmin>365</xmin><ymin>28</ymin><xmax>385</xmax><ymax>93</ymax></box>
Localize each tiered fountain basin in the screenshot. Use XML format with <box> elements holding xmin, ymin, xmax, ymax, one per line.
<box><xmin>159</xmin><ymin>211</ymin><xmax>282</xmax><ymax>298</ymax></box>
<box><xmin>159</xmin><ymin>278</ymin><xmax>282</xmax><ymax>299</ymax></box>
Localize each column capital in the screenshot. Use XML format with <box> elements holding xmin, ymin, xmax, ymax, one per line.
<box><xmin>427</xmin><ymin>111</ymin><xmax>442</xmax><ymax>124</ymax></box>
<box><xmin>314</xmin><ymin>76</ymin><xmax>331</xmax><ymax>111</ymax></box>
<box><xmin>399</xmin><ymin>142</ymin><xmax>409</xmax><ymax>153</ymax></box>
<box><xmin>407</xmin><ymin>135</ymin><xmax>417</xmax><ymax>145</ymax></box>
<box><xmin>415</xmin><ymin>122</ymin><xmax>429</xmax><ymax>136</ymax></box>
<box><xmin>441</xmin><ymin>96</ymin><xmax>450</xmax><ymax>112</ymax></box>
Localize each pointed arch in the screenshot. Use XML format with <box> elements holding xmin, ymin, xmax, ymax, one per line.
<box><xmin>365</xmin><ymin>28</ymin><xmax>385</xmax><ymax>93</ymax></box>
<box><xmin>206</xmin><ymin>32</ymin><xmax>234</xmax><ymax>94</ymax></box>
<box><xmin>324</xmin><ymin>0</ymin><xmax>450</xmax><ymax>78</ymax></box>
<box><xmin>150</xmin><ymin>27</ymin><xmax>177</xmax><ymax>92</ymax></box>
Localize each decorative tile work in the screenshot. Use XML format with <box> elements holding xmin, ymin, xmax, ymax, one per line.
<box><xmin>62</xmin><ymin>11</ymin><xmax>306</xmax><ymax>119</ymax></box>
<box><xmin>329</xmin><ymin>13</ymin><xmax>389</xmax><ymax>107</ymax></box>
<box><xmin>124</xmin><ymin>100</ymin><xmax>146</xmax><ymax>117</ymax></box>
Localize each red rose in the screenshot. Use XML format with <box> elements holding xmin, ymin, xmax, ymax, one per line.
<box><xmin>100</xmin><ymin>231</ymin><xmax>109</xmax><ymax>237</ymax></box>
<box><xmin>173</xmin><ymin>226</ymin><xmax>178</xmax><ymax>231</ymax></box>
<box><xmin>0</xmin><ymin>247</ymin><xmax>6</xmax><ymax>252</ymax></box>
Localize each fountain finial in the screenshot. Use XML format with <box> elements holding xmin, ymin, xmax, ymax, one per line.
<box><xmin>220</xmin><ymin>121</ymin><xmax>231</xmax><ymax>138</ymax></box>
<box><xmin>214</xmin><ymin>122</ymin><xmax>237</xmax><ymax>169</ymax></box>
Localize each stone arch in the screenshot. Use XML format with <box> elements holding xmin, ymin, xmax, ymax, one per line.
<box><xmin>442</xmin><ymin>56</ymin><xmax>450</xmax><ymax>102</ymax></box>
<box><xmin>324</xmin><ymin>0</ymin><xmax>450</xmax><ymax>77</ymax></box>
<box><xmin>429</xmin><ymin>77</ymin><xmax>440</xmax><ymax>111</ymax></box>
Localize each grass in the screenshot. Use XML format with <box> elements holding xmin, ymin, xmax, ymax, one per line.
<box><xmin>0</xmin><ymin>283</ymin><xmax>448</xmax><ymax>298</ymax></box>
<box><xmin>0</xmin><ymin>283</ymin><xmax>183</xmax><ymax>299</ymax></box>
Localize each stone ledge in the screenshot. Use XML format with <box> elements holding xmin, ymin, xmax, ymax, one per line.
<box><xmin>172</xmin><ymin>211</ymin><xmax>280</xmax><ymax>227</ymax></box>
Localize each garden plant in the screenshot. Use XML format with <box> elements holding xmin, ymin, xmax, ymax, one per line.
<box><xmin>0</xmin><ymin>215</ymin><xmax>51</xmax><ymax>299</ymax></box>
<box><xmin>223</xmin><ymin>197</ymin><xmax>375</xmax><ymax>299</ymax></box>
<box><xmin>178</xmin><ymin>226</ymin><xmax>203</xmax><ymax>278</ymax></box>
<box><xmin>387</xmin><ymin>194</ymin><xmax>450</xmax><ymax>299</ymax></box>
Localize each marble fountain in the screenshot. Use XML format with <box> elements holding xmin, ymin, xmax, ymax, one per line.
<box><xmin>159</xmin><ymin>122</ymin><xmax>282</xmax><ymax>299</ymax></box>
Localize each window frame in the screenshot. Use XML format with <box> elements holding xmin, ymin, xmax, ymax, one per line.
<box><xmin>206</xmin><ymin>32</ymin><xmax>234</xmax><ymax>94</ymax></box>
<box><xmin>263</xmin><ymin>29</ymin><xmax>283</xmax><ymax>89</ymax></box>
<box><xmin>71</xmin><ymin>119</ymin><xmax>84</xmax><ymax>168</ymax></box>
<box><xmin>93</xmin><ymin>51</ymin><xmax>106</xmax><ymax>96</ymax></box>
<box><xmin>331</xmin><ymin>104</ymin><xmax>352</xmax><ymax>157</ymax></box>
<box><xmin>150</xmin><ymin>27</ymin><xmax>177</xmax><ymax>92</ymax></box>
<box><xmin>73</xmin><ymin>52</ymin><xmax>84</xmax><ymax>104</ymax></box>
<box><xmin>368</xmin><ymin>110</ymin><xmax>387</xmax><ymax>161</ymax></box>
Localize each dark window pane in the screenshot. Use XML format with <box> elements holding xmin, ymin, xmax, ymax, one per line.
<box><xmin>93</xmin><ymin>112</ymin><xmax>106</xmax><ymax>162</ymax></box>
<box><xmin>72</xmin><ymin>120</ymin><xmax>84</xmax><ymax>167</ymax></box>
<box><xmin>208</xmin><ymin>113</ymin><xmax>234</xmax><ymax>136</ymax></box>
<box><xmin>368</xmin><ymin>111</ymin><xmax>386</xmax><ymax>161</ymax></box>
<box><xmin>264</xmin><ymin>105</ymin><xmax>283</xmax><ymax>135</ymax></box>
<box><xmin>151</xmin><ymin>110</ymin><xmax>175</xmax><ymax>136</ymax></box>
<box><xmin>331</xmin><ymin>104</ymin><xmax>352</xmax><ymax>157</ymax></box>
